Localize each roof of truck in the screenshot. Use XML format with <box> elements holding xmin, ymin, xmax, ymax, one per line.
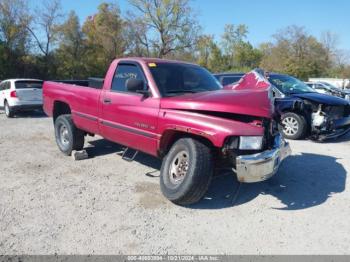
<box><xmin>118</xmin><ymin>57</ymin><xmax>198</xmax><ymax>66</ymax></box>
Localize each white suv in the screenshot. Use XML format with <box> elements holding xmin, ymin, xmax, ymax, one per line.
<box><xmin>0</xmin><ymin>79</ymin><xmax>43</xmax><ymax>118</ymax></box>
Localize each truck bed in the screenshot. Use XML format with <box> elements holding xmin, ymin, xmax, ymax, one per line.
<box><xmin>52</xmin><ymin>78</ymin><xmax>104</xmax><ymax>89</ymax></box>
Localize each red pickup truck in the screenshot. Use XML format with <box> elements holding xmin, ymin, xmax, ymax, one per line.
<box><xmin>43</xmin><ymin>58</ymin><xmax>291</xmax><ymax>205</ymax></box>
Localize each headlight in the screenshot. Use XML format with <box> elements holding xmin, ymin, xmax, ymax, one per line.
<box><xmin>345</xmin><ymin>94</ymin><xmax>350</xmax><ymax>100</ymax></box>
<box><xmin>239</xmin><ymin>136</ymin><xmax>263</xmax><ymax>150</ymax></box>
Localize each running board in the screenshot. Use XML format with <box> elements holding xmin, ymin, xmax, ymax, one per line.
<box><xmin>119</xmin><ymin>147</ymin><xmax>139</xmax><ymax>162</ymax></box>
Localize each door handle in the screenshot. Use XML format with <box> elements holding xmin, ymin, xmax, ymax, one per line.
<box><xmin>103</xmin><ymin>98</ymin><xmax>112</xmax><ymax>104</ymax></box>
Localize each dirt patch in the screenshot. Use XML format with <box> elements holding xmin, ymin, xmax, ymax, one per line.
<box><xmin>135</xmin><ymin>182</ymin><xmax>169</xmax><ymax>209</ymax></box>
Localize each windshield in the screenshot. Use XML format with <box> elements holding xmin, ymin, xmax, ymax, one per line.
<box><xmin>268</xmin><ymin>75</ymin><xmax>315</xmax><ymax>94</ymax></box>
<box><xmin>148</xmin><ymin>63</ymin><xmax>222</xmax><ymax>97</ymax></box>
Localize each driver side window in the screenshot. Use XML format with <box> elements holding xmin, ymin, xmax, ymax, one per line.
<box><xmin>111</xmin><ymin>64</ymin><xmax>145</xmax><ymax>93</ymax></box>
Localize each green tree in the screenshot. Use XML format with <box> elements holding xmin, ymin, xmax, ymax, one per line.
<box><xmin>56</xmin><ymin>11</ymin><xmax>87</xmax><ymax>79</ymax></box>
<box><xmin>221</xmin><ymin>24</ymin><xmax>248</xmax><ymax>68</ymax></box>
<box><xmin>194</xmin><ymin>35</ymin><xmax>227</xmax><ymax>72</ymax></box>
<box><xmin>128</xmin><ymin>0</ymin><xmax>200</xmax><ymax>58</ymax></box>
<box><xmin>234</xmin><ymin>41</ymin><xmax>262</xmax><ymax>69</ymax></box>
<box><xmin>82</xmin><ymin>2</ymin><xmax>125</xmax><ymax>76</ymax></box>
<box><xmin>207</xmin><ymin>42</ymin><xmax>228</xmax><ymax>72</ymax></box>
<box><xmin>0</xmin><ymin>0</ymin><xmax>31</xmax><ymax>78</ymax></box>
<box><xmin>196</xmin><ymin>35</ymin><xmax>215</xmax><ymax>68</ymax></box>
<box><xmin>221</xmin><ymin>24</ymin><xmax>248</xmax><ymax>53</ymax></box>
<box><xmin>124</xmin><ymin>15</ymin><xmax>151</xmax><ymax>57</ymax></box>
<box><xmin>260</xmin><ymin>25</ymin><xmax>330</xmax><ymax>80</ymax></box>
<box><xmin>27</xmin><ymin>0</ymin><xmax>63</xmax><ymax>78</ymax></box>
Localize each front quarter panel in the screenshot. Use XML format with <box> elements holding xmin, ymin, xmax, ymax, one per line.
<box><xmin>157</xmin><ymin>109</ymin><xmax>264</xmax><ymax>149</ymax></box>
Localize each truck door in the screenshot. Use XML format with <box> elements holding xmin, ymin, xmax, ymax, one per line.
<box><xmin>100</xmin><ymin>62</ymin><xmax>160</xmax><ymax>156</ymax></box>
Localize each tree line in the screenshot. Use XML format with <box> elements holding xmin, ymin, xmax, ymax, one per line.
<box><xmin>0</xmin><ymin>0</ymin><xmax>349</xmax><ymax>81</ymax></box>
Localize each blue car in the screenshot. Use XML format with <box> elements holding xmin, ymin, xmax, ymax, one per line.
<box><xmin>214</xmin><ymin>71</ymin><xmax>350</xmax><ymax>140</ymax></box>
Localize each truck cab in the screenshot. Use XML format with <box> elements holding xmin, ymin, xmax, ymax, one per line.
<box><xmin>43</xmin><ymin>58</ymin><xmax>291</xmax><ymax>205</ymax></box>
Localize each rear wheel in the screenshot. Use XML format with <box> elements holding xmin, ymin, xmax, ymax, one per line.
<box><xmin>54</xmin><ymin>114</ymin><xmax>85</xmax><ymax>156</ymax></box>
<box><xmin>280</xmin><ymin>112</ymin><xmax>307</xmax><ymax>140</ymax></box>
<box><xmin>160</xmin><ymin>138</ymin><xmax>213</xmax><ymax>205</ymax></box>
<box><xmin>4</xmin><ymin>101</ymin><xmax>14</xmax><ymax>118</ymax></box>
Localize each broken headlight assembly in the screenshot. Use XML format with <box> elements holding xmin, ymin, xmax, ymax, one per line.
<box><xmin>225</xmin><ymin>136</ymin><xmax>264</xmax><ymax>150</ymax></box>
<box><xmin>226</xmin><ymin>136</ymin><xmax>264</xmax><ymax>150</ymax></box>
<box><xmin>239</xmin><ymin>136</ymin><xmax>264</xmax><ymax>150</ymax></box>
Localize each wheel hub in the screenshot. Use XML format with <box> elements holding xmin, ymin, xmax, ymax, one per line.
<box><xmin>59</xmin><ymin>125</ymin><xmax>70</xmax><ymax>146</ymax></box>
<box><xmin>169</xmin><ymin>150</ymin><xmax>189</xmax><ymax>185</ymax></box>
<box><xmin>282</xmin><ymin>117</ymin><xmax>299</xmax><ymax>135</ymax></box>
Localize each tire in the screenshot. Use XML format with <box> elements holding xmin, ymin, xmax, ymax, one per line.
<box><xmin>4</xmin><ymin>101</ymin><xmax>14</xmax><ymax>118</ymax></box>
<box><xmin>280</xmin><ymin>112</ymin><xmax>307</xmax><ymax>140</ymax></box>
<box><xmin>54</xmin><ymin>114</ymin><xmax>85</xmax><ymax>156</ymax></box>
<box><xmin>160</xmin><ymin>138</ymin><xmax>213</xmax><ymax>205</ymax></box>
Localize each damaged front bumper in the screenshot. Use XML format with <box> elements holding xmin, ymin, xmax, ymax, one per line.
<box><xmin>317</xmin><ymin>116</ymin><xmax>350</xmax><ymax>140</ymax></box>
<box><xmin>235</xmin><ymin>135</ymin><xmax>291</xmax><ymax>183</ymax></box>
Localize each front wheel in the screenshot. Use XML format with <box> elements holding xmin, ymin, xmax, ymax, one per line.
<box><xmin>160</xmin><ymin>138</ymin><xmax>213</xmax><ymax>205</ymax></box>
<box><xmin>280</xmin><ymin>112</ymin><xmax>307</xmax><ymax>140</ymax></box>
<box><xmin>54</xmin><ymin>114</ymin><xmax>85</xmax><ymax>156</ymax></box>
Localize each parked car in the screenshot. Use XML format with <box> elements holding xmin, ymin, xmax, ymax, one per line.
<box><xmin>213</xmin><ymin>73</ymin><xmax>244</xmax><ymax>86</ymax></box>
<box><xmin>226</xmin><ymin>70</ymin><xmax>350</xmax><ymax>141</ymax></box>
<box><xmin>43</xmin><ymin>58</ymin><xmax>291</xmax><ymax>205</ymax></box>
<box><xmin>0</xmin><ymin>79</ymin><xmax>43</xmax><ymax>118</ymax></box>
<box><xmin>306</xmin><ymin>81</ymin><xmax>350</xmax><ymax>101</ymax></box>
<box><xmin>309</xmin><ymin>77</ymin><xmax>350</xmax><ymax>89</ymax></box>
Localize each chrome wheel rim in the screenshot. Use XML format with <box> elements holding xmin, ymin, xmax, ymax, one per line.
<box><xmin>169</xmin><ymin>150</ymin><xmax>189</xmax><ymax>185</ymax></box>
<box><xmin>282</xmin><ymin>117</ymin><xmax>299</xmax><ymax>136</ymax></box>
<box><xmin>59</xmin><ymin>125</ymin><xmax>70</xmax><ymax>146</ymax></box>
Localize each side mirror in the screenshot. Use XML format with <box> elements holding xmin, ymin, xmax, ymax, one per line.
<box><xmin>126</xmin><ymin>78</ymin><xmax>144</xmax><ymax>92</ymax></box>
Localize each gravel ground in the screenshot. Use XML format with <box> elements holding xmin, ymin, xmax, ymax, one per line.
<box><xmin>0</xmin><ymin>111</ymin><xmax>349</xmax><ymax>255</ymax></box>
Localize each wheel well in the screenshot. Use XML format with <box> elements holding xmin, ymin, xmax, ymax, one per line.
<box><xmin>53</xmin><ymin>101</ymin><xmax>71</xmax><ymax>122</ymax></box>
<box><xmin>158</xmin><ymin>130</ymin><xmax>215</xmax><ymax>157</ymax></box>
<box><xmin>282</xmin><ymin>109</ymin><xmax>311</xmax><ymax>124</ymax></box>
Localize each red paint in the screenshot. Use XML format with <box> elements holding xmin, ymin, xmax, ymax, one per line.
<box><xmin>10</xmin><ymin>90</ymin><xmax>17</xmax><ymax>98</ymax></box>
<box><xmin>43</xmin><ymin>58</ymin><xmax>274</xmax><ymax>157</ymax></box>
<box><xmin>224</xmin><ymin>71</ymin><xmax>271</xmax><ymax>90</ymax></box>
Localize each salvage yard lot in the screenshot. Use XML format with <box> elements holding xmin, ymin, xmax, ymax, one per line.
<box><xmin>0</xmin><ymin>111</ymin><xmax>349</xmax><ymax>255</ymax></box>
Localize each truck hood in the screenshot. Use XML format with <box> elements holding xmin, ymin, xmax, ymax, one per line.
<box><xmin>291</xmin><ymin>92</ymin><xmax>349</xmax><ymax>106</ymax></box>
<box><xmin>160</xmin><ymin>89</ymin><xmax>273</xmax><ymax>118</ymax></box>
